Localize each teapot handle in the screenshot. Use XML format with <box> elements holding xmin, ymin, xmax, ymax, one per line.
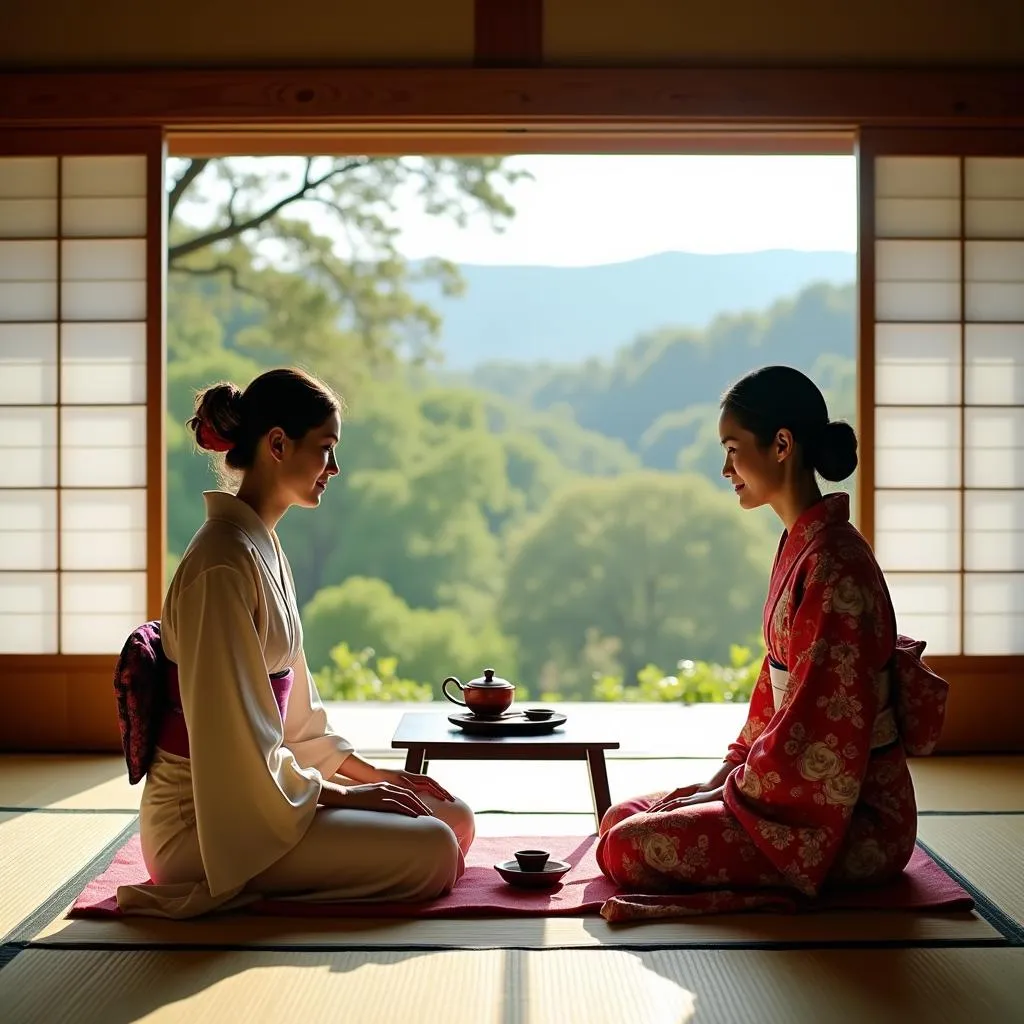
<box><xmin>441</xmin><ymin>676</ymin><xmax>466</xmax><ymax>707</ymax></box>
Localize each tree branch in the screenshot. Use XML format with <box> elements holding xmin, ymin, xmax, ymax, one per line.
<box><xmin>168</xmin><ymin>157</ymin><xmax>367</xmax><ymax>266</ymax></box>
<box><xmin>225</xmin><ymin>182</ymin><xmax>239</xmax><ymax>229</ymax></box>
<box><xmin>167</xmin><ymin>158</ymin><xmax>210</xmax><ymax>222</ymax></box>
<box><xmin>170</xmin><ymin>262</ymin><xmax>261</xmax><ymax>299</ymax></box>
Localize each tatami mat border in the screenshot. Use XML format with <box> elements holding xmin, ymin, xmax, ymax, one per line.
<box><xmin>0</xmin><ymin>817</ymin><xmax>140</xmax><ymax>952</ymax></box>
<box><xmin>15</xmin><ymin>935</ymin><xmax>1011</xmax><ymax>957</ymax></box>
<box><xmin>0</xmin><ymin>806</ymin><xmax>141</xmax><ymax>816</ymax></box>
<box><xmin>916</xmin><ymin>838</ymin><xmax>1024</xmax><ymax>946</ymax></box>
<box><xmin>917</xmin><ymin>810</ymin><xmax>1024</xmax><ymax>817</ymax></box>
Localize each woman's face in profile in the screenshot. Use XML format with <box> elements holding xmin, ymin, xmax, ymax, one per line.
<box><xmin>719</xmin><ymin>409</ymin><xmax>785</xmax><ymax>511</ymax></box>
<box><xmin>277</xmin><ymin>410</ymin><xmax>342</xmax><ymax>509</ymax></box>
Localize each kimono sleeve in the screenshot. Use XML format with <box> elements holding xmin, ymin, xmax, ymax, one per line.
<box><xmin>723</xmin><ymin>545</ymin><xmax>893</xmax><ymax>896</ymax></box>
<box><xmin>724</xmin><ymin>656</ymin><xmax>774</xmax><ymax>766</ymax></box>
<box><xmin>174</xmin><ymin>565</ymin><xmax>322</xmax><ymax>898</ymax></box>
<box><xmin>283</xmin><ymin>651</ymin><xmax>355</xmax><ymax>778</ymax></box>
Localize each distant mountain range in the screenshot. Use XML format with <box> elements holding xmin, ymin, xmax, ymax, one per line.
<box><xmin>413</xmin><ymin>250</ymin><xmax>856</xmax><ymax>369</ymax></box>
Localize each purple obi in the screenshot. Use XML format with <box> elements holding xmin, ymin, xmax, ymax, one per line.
<box><xmin>113</xmin><ymin>620</ymin><xmax>296</xmax><ymax>782</ymax></box>
<box><xmin>156</xmin><ymin>664</ymin><xmax>295</xmax><ymax>760</ymax></box>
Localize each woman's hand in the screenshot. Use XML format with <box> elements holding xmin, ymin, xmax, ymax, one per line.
<box><xmin>373</xmin><ymin>767</ymin><xmax>455</xmax><ymax>803</ymax></box>
<box><xmin>647</xmin><ymin>783</ymin><xmax>704</xmax><ymax>813</ymax></box>
<box><xmin>333</xmin><ymin>755</ymin><xmax>454</xmax><ymax>802</ymax></box>
<box><xmin>320</xmin><ymin>782</ymin><xmax>434</xmax><ymax>817</ymax></box>
<box><xmin>647</xmin><ymin>761</ymin><xmax>736</xmax><ymax>813</ymax></box>
<box><xmin>650</xmin><ymin>784</ymin><xmax>726</xmax><ymax>814</ymax></box>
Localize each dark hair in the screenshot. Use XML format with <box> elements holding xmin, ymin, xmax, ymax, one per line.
<box><xmin>721</xmin><ymin>365</ymin><xmax>858</xmax><ymax>483</ymax></box>
<box><xmin>188</xmin><ymin>368</ymin><xmax>341</xmax><ymax>471</ymax></box>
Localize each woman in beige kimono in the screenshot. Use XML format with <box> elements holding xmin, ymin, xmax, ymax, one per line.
<box><xmin>119</xmin><ymin>369</ymin><xmax>474</xmax><ymax>919</ymax></box>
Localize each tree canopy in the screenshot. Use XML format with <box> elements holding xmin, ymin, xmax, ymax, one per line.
<box><xmin>168</xmin><ymin>156</ymin><xmax>526</xmax><ymax>389</ymax></box>
<box><xmin>469</xmin><ymin>281</ymin><xmax>856</xmax><ymax>461</ymax></box>
<box><xmin>500</xmin><ymin>472</ymin><xmax>775</xmax><ymax>690</ymax></box>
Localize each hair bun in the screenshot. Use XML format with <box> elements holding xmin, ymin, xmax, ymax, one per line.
<box><xmin>811</xmin><ymin>420</ymin><xmax>858</xmax><ymax>482</ymax></box>
<box><xmin>189</xmin><ymin>382</ymin><xmax>243</xmax><ymax>452</ymax></box>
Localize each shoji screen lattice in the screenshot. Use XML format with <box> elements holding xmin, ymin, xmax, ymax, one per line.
<box><xmin>0</xmin><ymin>141</ymin><xmax>162</xmax><ymax>659</ymax></box>
<box><xmin>868</xmin><ymin>146</ymin><xmax>1024</xmax><ymax>658</ymax></box>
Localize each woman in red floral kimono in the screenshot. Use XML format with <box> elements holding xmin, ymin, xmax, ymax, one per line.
<box><xmin>597</xmin><ymin>366</ymin><xmax>945</xmax><ymax>912</ymax></box>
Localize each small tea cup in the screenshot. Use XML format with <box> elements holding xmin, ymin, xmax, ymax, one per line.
<box><xmin>523</xmin><ymin>708</ymin><xmax>555</xmax><ymax>721</ymax></box>
<box><xmin>514</xmin><ymin>849</ymin><xmax>550</xmax><ymax>872</ymax></box>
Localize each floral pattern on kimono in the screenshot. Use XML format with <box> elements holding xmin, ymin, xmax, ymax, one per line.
<box><xmin>596</xmin><ymin>494</ymin><xmax>919</xmax><ymax>916</ymax></box>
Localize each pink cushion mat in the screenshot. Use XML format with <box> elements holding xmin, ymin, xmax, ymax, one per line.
<box><xmin>71</xmin><ymin>833</ymin><xmax>973</xmax><ymax>921</ymax></box>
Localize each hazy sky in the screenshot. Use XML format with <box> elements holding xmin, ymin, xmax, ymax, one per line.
<box><xmin>176</xmin><ymin>154</ymin><xmax>857</xmax><ymax>268</ymax></box>
<box><xmin>395</xmin><ymin>155</ymin><xmax>857</xmax><ymax>266</ymax></box>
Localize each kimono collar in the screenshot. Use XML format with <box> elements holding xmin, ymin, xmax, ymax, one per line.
<box><xmin>203</xmin><ymin>490</ymin><xmax>280</xmax><ymax>573</ymax></box>
<box><xmin>774</xmin><ymin>492</ymin><xmax>851</xmax><ymax>577</ymax></box>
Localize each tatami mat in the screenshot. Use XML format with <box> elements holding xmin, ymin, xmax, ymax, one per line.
<box><xmin>644</xmin><ymin>947</ymin><xmax>1024</xmax><ymax>1024</ymax></box>
<box><xmin>427</xmin><ymin>755</ymin><xmax>1023</xmax><ymax>816</ymax></box>
<box><xmin>5</xmin><ymin>753</ymin><xmax>1020</xmax><ymax>817</ymax></box>
<box><xmin>0</xmin><ymin>756</ymin><xmax>139</xmax><ymax>812</ymax></box>
<box><xmin>2</xmin><ymin>756</ymin><xmax>1021</xmax><ymax>956</ymax></box>
<box><xmin>0</xmin><ymin>948</ymin><xmax>696</xmax><ymax>1024</ymax></box>
<box><xmin>4</xmin><ymin>946</ymin><xmax>1024</xmax><ymax>1024</ymax></box>
<box><xmin>918</xmin><ymin>815</ymin><xmax>1024</xmax><ymax>927</ymax></box>
<box><xmin>36</xmin><ymin>903</ymin><xmax>998</xmax><ymax>951</ymax></box>
<box><xmin>0</xmin><ymin>811</ymin><xmax>135</xmax><ymax>939</ymax></box>
<box><xmin>0</xmin><ymin>755</ymin><xmax>724</xmax><ymax>817</ymax></box>
<box><xmin>910</xmin><ymin>756</ymin><xmax>1024</xmax><ymax>813</ymax></box>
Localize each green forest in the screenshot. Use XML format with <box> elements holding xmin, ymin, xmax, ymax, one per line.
<box><xmin>166</xmin><ymin>156</ymin><xmax>856</xmax><ymax>704</ymax></box>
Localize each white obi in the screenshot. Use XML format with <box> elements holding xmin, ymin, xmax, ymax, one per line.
<box><xmin>768</xmin><ymin>663</ymin><xmax>899</xmax><ymax>751</ymax></box>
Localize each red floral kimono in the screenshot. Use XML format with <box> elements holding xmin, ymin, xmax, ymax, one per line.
<box><xmin>596</xmin><ymin>493</ymin><xmax>924</xmax><ymax>919</ymax></box>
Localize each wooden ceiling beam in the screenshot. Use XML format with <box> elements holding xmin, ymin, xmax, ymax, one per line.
<box><xmin>1</xmin><ymin>67</ymin><xmax>1022</xmax><ymax>129</ymax></box>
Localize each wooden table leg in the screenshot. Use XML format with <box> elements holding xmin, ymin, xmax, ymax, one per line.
<box><xmin>404</xmin><ymin>745</ymin><xmax>427</xmax><ymax>773</ymax></box>
<box><xmin>585</xmin><ymin>748</ymin><xmax>612</xmax><ymax>828</ymax></box>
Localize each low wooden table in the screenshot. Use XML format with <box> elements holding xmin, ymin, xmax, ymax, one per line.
<box><xmin>391</xmin><ymin>712</ymin><xmax>620</xmax><ymax>827</ymax></box>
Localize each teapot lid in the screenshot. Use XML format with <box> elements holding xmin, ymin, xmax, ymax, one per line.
<box><xmin>470</xmin><ymin>667</ymin><xmax>514</xmax><ymax>688</ymax></box>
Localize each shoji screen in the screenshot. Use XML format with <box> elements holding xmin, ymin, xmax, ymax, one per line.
<box><xmin>859</xmin><ymin>131</ymin><xmax>1024</xmax><ymax>750</ymax></box>
<box><xmin>0</xmin><ymin>131</ymin><xmax>164</xmax><ymax>749</ymax></box>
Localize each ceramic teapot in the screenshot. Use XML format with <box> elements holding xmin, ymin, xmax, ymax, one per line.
<box><xmin>442</xmin><ymin>667</ymin><xmax>515</xmax><ymax>717</ymax></box>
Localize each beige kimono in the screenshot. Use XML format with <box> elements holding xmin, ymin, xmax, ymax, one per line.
<box><xmin>118</xmin><ymin>491</ymin><xmax>472</xmax><ymax>919</ymax></box>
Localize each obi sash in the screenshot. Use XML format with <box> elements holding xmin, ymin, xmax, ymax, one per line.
<box><xmin>768</xmin><ymin>659</ymin><xmax>899</xmax><ymax>751</ymax></box>
<box><xmin>156</xmin><ymin>663</ymin><xmax>295</xmax><ymax>760</ymax></box>
<box><xmin>113</xmin><ymin>620</ymin><xmax>166</xmax><ymax>785</ymax></box>
<box><xmin>761</xmin><ymin>500</ymin><xmax>949</xmax><ymax>756</ymax></box>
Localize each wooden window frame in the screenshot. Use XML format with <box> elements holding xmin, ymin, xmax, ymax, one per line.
<box><xmin>0</xmin><ymin>70</ymin><xmax>1022</xmax><ymax>751</ymax></box>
